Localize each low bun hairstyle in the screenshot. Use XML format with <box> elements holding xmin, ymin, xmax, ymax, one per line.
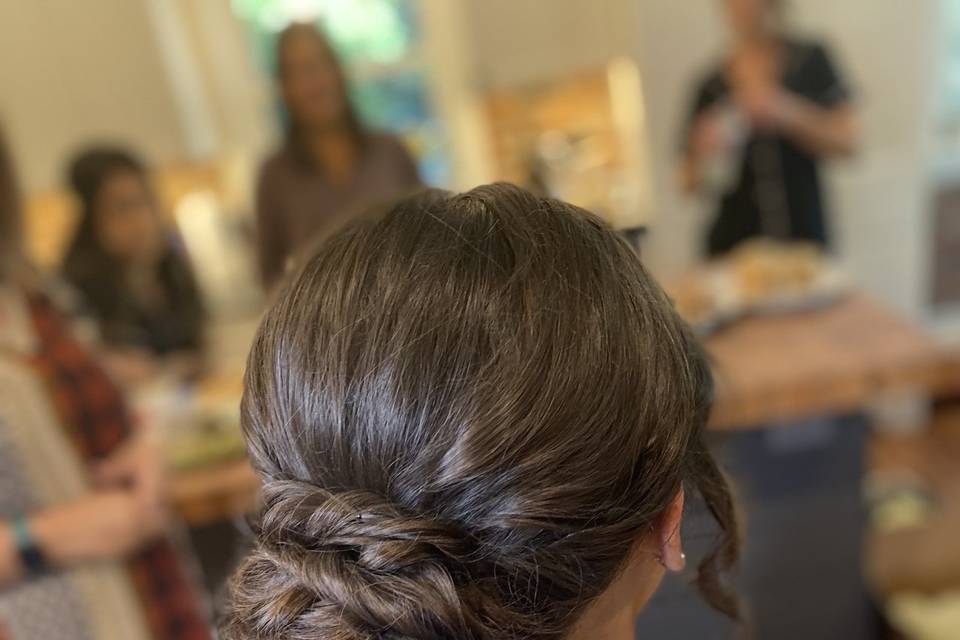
<box><xmin>223</xmin><ymin>184</ymin><xmax>739</xmax><ymax>639</ymax></box>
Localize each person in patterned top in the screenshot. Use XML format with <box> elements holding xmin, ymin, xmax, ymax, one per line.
<box><xmin>0</xmin><ymin>125</ymin><xmax>211</xmax><ymax>639</ymax></box>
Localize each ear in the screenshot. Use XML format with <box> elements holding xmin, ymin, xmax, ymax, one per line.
<box><xmin>657</xmin><ymin>489</ymin><xmax>686</xmax><ymax>572</ymax></box>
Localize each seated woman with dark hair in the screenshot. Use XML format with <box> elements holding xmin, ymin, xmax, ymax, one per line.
<box><xmin>222</xmin><ymin>184</ymin><xmax>740</xmax><ymax>640</ymax></box>
<box><xmin>61</xmin><ymin>146</ymin><xmax>206</xmax><ymax>382</ymax></box>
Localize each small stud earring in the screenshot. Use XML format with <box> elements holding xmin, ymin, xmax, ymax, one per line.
<box><xmin>658</xmin><ymin>552</ymin><xmax>687</xmax><ymax>571</ymax></box>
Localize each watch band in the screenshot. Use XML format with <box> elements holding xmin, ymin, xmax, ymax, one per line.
<box><xmin>11</xmin><ymin>515</ymin><xmax>48</xmax><ymax>576</ymax></box>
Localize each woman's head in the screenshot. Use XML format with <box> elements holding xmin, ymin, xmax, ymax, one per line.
<box><xmin>224</xmin><ymin>184</ymin><xmax>739</xmax><ymax>639</ymax></box>
<box><xmin>0</xmin><ymin>124</ymin><xmax>24</xmax><ymax>281</ymax></box>
<box><xmin>722</xmin><ymin>0</ymin><xmax>784</xmax><ymax>39</ymax></box>
<box><xmin>276</xmin><ymin>23</ymin><xmax>361</xmax><ymax>141</ymax></box>
<box><xmin>66</xmin><ymin>147</ymin><xmax>163</xmax><ymax>264</ymax></box>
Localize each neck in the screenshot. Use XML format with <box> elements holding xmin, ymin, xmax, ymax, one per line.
<box><xmin>569</xmin><ymin>603</ymin><xmax>636</xmax><ymax>640</ymax></box>
<box><xmin>306</xmin><ymin>127</ymin><xmax>359</xmax><ymax>186</ymax></box>
<box><xmin>737</xmin><ymin>27</ymin><xmax>778</xmax><ymax>49</ymax></box>
<box><xmin>568</xmin><ymin>549</ymin><xmax>664</xmax><ymax>640</ymax></box>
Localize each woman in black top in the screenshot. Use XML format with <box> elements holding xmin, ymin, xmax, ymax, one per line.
<box><xmin>680</xmin><ymin>0</ymin><xmax>858</xmax><ymax>256</ymax></box>
<box><xmin>62</xmin><ymin>147</ymin><xmax>206</xmax><ymax>381</ymax></box>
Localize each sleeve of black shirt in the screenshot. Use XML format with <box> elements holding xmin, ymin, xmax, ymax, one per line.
<box><xmin>802</xmin><ymin>42</ymin><xmax>854</xmax><ymax>108</ymax></box>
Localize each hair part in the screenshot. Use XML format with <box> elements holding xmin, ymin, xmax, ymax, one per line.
<box><xmin>223</xmin><ymin>184</ymin><xmax>740</xmax><ymax>639</ymax></box>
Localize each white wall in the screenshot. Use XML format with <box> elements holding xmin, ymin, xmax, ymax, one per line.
<box><xmin>0</xmin><ymin>0</ymin><xmax>186</xmax><ymax>191</ymax></box>
<box><xmin>462</xmin><ymin>0</ymin><xmax>641</xmax><ymax>90</ymax></box>
<box><xmin>0</xmin><ymin>0</ymin><xmax>272</xmax><ymax>196</ymax></box>
<box><xmin>170</xmin><ymin>0</ymin><xmax>275</xmax><ymax>159</ymax></box>
<box><xmin>634</xmin><ymin>0</ymin><xmax>940</xmax><ymax>317</ymax></box>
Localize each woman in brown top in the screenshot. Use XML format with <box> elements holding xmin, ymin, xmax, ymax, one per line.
<box><xmin>256</xmin><ymin>23</ymin><xmax>422</xmax><ymax>289</ymax></box>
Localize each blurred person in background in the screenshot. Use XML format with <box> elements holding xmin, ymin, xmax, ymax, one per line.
<box><xmin>256</xmin><ymin>22</ymin><xmax>421</xmax><ymax>289</ymax></box>
<box><xmin>62</xmin><ymin>147</ymin><xmax>206</xmax><ymax>385</ymax></box>
<box><xmin>680</xmin><ymin>0</ymin><xmax>858</xmax><ymax>256</ymax></box>
<box><xmin>0</xmin><ymin>126</ymin><xmax>211</xmax><ymax>639</ymax></box>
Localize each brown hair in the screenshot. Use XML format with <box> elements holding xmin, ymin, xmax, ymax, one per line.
<box><xmin>0</xmin><ymin>124</ymin><xmax>24</xmax><ymax>281</ymax></box>
<box><xmin>223</xmin><ymin>184</ymin><xmax>739</xmax><ymax>639</ymax></box>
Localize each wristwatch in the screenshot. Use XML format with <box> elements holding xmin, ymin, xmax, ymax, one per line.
<box><xmin>11</xmin><ymin>515</ymin><xmax>48</xmax><ymax>576</ymax></box>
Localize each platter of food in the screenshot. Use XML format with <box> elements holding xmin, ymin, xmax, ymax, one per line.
<box><xmin>666</xmin><ymin>240</ymin><xmax>852</xmax><ymax>336</ymax></box>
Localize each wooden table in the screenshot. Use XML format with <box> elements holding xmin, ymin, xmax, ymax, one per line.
<box><xmin>172</xmin><ymin>458</ymin><xmax>258</xmax><ymax>526</ymax></box>
<box><xmin>172</xmin><ymin>293</ymin><xmax>947</xmax><ymax>524</ymax></box>
<box><xmin>171</xmin><ymin>371</ymin><xmax>257</xmax><ymax>527</ymax></box>
<box><xmin>868</xmin><ymin>406</ymin><xmax>960</xmax><ymax>597</ymax></box>
<box><xmin>707</xmin><ymin>294</ymin><xmax>942</xmax><ymax>429</ymax></box>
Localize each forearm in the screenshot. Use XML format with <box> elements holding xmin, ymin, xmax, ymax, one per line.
<box><xmin>162</xmin><ymin>350</ymin><xmax>207</xmax><ymax>382</ymax></box>
<box><xmin>0</xmin><ymin>494</ymin><xmax>146</xmax><ymax>587</ymax></box>
<box><xmin>0</xmin><ymin>524</ymin><xmax>22</xmax><ymax>585</ymax></box>
<box><xmin>0</xmin><ymin>509</ymin><xmax>96</xmax><ymax>587</ymax></box>
<box><xmin>777</xmin><ymin>95</ymin><xmax>858</xmax><ymax>157</ymax></box>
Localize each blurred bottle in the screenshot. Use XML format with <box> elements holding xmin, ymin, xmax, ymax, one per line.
<box><xmin>699</xmin><ymin>102</ymin><xmax>749</xmax><ymax>196</ymax></box>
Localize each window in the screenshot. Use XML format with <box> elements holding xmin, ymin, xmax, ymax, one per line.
<box><xmin>939</xmin><ymin>1</ymin><xmax>960</xmax><ymax>134</ymax></box>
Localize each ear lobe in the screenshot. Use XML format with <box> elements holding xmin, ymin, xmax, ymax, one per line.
<box><xmin>659</xmin><ymin>489</ymin><xmax>686</xmax><ymax>573</ymax></box>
